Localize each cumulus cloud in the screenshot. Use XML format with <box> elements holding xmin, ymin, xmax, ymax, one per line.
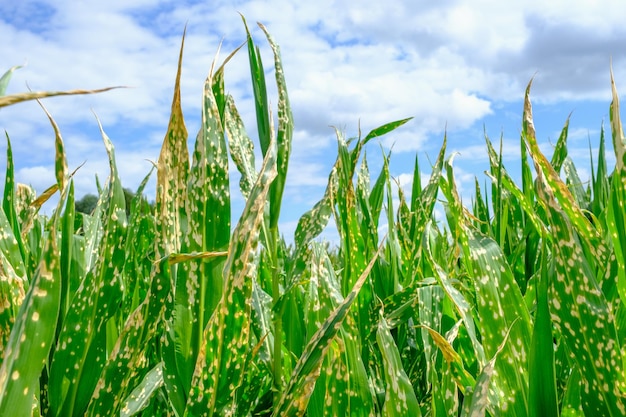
<box><xmin>0</xmin><ymin>0</ymin><xmax>624</xmax><ymax>237</ymax></box>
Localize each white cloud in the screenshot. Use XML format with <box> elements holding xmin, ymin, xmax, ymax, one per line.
<box><xmin>1</xmin><ymin>0</ymin><xmax>624</xmax><ymax>239</ymax></box>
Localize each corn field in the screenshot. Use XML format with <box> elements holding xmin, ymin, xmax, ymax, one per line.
<box><xmin>1</xmin><ymin>20</ymin><xmax>626</xmax><ymax>417</ymax></box>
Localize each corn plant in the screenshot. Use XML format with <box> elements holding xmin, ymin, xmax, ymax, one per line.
<box><xmin>1</xmin><ymin>19</ymin><xmax>626</xmax><ymax>417</ymax></box>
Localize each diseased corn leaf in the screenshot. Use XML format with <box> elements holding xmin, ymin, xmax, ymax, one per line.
<box><xmin>15</xmin><ymin>182</ymin><xmax>37</xmax><ymax>241</ymax></box>
<box><xmin>0</xmin><ymin>86</ymin><xmax>122</xmax><ymax>108</ymax></box>
<box><xmin>305</xmin><ymin>243</ymin><xmax>375</xmax><ymax>417</ymax></box>
<box><xmin>460</xmin><ymin>228</ymin><xmax>531</xmax><ymax>415</ymax></box>
<box><xmin>273</xmin><ymin>243</ymin><xmax>382</xmax><ymax>417</ymax></box>
<box><xmin>423</xmin><ymin>222</ymin><xmax>486</xmax><ymax>367</ymax></box>
<box><xmin>121</xmin><ymin>169</ymin><xmax>156</xmax><ymax>318</ymax></box>
<box><xmin>563</xmin><ymin>157</ymin><xmax>589</xmax><ymax>209</ymax></box>
<box><xmin>2</xmin><ymin>135</ymin><xmax>26</xmax><ymax>263</ymax></box>
<box><xmin>236</xmin><ymin>281</ymin><xmax>274</xmax><ymax>416</ymax></box>
<box><xmin>460</xmin><ymin>322</ymin><xmax>513</xmax><ymax>417</ymax></box>
<box><xmin>86</xmin><ymin>256</ymin><xmax>171</xmax><ymax>416</ymax></box>
<box><xmin>608</xmin><ymin>69</ymin><xmax>626</xmax><ymax>310</ymax></box>
<box><xmin>0</xmin><ymin>227</ymin><xmax>61</xmax><ymax>416</ymax></box>
<box><xmin>430</xmin><ymin>361</ymin><xmax>458</xmax><ymax>417</ymax></box>
<box><xmin>415</xmin><ymin>284</ymin><xmax>444</xmax><ymax>378</ymax></box>
<box><xmin>225</xmin><ymin>94</ymin><xmax>257</xmax><ymax>198</ymax></box>
<box><xmin>0</xmin><ymin>246</ymin><xmax>27</xmax><ymax>360</ymax></box>
<box><xmin>426</xmin><ymin>313</ymin><xmax>459</xmax><ymax>416</ymax></box>
<box><xmin>376</xmin><ymin>311</ymin><xmax>421</xmax><ymax>416</ymax></box>
<box><xmin>422</xmin><ymin>325</ymin><xmax>475</xmax><ymax>394</ymax></box>
<box><xmin>49</xmin><ymin>121</ymin><xmax>127</xmax><ymax>417</ymax></box>
<box><xmin>560</xmin><ymin>367</ymin><xmax>584</xmax><ymax>417</ymax></box>
<box><xmin>522</xmin><ymin>80</ymin><xmax>626</xmax><ymax>415</ymax></box>
<box><xmin>441</xmin><ymin>153</ymin><xmax>531</xmax><ymax>416</ymax></box>
<box><xmin>356</xmin><ymin>155</ymin><xmax>377</xmax><ymax>244</ymax></box>
<box><xmin>294</xmin><ymin>164</ymin><xmax>336</xmax><ymax>251</ymax></box>
<box><xmin>304</xmin><ymin>243</ymin><xmax>342</xmax><ymax>417</ymax></box>
<box><xmin>120</xmin><ymin>362</ymin><xmax>164</xmax><ymax>417</ymax></box>
<box><xmin>405</xmin><ymin>138</ymin><xmax>446</xmax><ymax>280</ymax></box>
<box><xmin>534</xmin><ymin>153</ymin><xmax>626</xmax><ymax>415</ymax></box>
<box><xmin>151</xmin><ymin>30</ymin><xmax>192</xmax><ymax>416</ymax></box>
<box><xmin>484</xmin><ymin>136</ymin><xmax>546</xmax><ymax>236</ymax></box>
<box><xmin>87</xmin><ymin>147</ymin><xmax>167</xmax><ymax>414</ymax></box>
<box><xmin>610</xmin><ymin>67</ymin><xmax>626</xmax><ymax>172</ymax></box>
<box><xmin>155</xmin><ymin>28</ymin><xmax>189</xmax><ymax>257</ymax></box>
<box><xmin>334</xmin><ymin>132</ymin><xmax>372</xmax><ymax>344</ymax></box>
<box><xmin>0</xmin><ymin>100</ymin><xmax>67</xmax><ymax>417</ymax></box>
<box><xmin>0</xmin><ymin>137</ymin><xmax>28</xmax><ymax>358</ymax></box>
<box><xmin>522</xmin><ymin>80</ymin><xmax>608</xmax><ymax>267</ymax></box>
<box><xmin>184</xmin><ymin>133</ymin><xmax>277</xmax><ymax>416</ymax></box>
<box><xmin>173</xmin><ymin>44</ymin><xmax>234</xmax><ymax>400</ymax></box>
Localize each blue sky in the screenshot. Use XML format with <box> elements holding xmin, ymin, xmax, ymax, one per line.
<box><xmin>1</xmin><ymin>0</ymin><xmax>625</xmax><ymax>241</ymax></box>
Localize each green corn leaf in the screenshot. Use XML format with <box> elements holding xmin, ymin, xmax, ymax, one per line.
<box><xmin>410</xmin><ymin>154</ymin><xmax>422</xmax><ymax>212</ymax></box>
<box><xmin>362</xmin><ymin>117</ymin><xmax>413</xmax><ymax>146</ymax></box>
<box><xmin>590</xmin><ymin>125</ymin><xmax>609</xmax><ymax>216</ymax></box>
<box><xmin>242</xmin><ymin>16</ymin><xmax>271</xmax><ymax>158</ymax></box>
<box><xmin>370</xmin><ymin>150</ymin><xmax>389</xmax><ymax>230</ymax></box>
<box><xmin>528</xmin><ymin>241</ymin><xmax>558</xmax><ymax>417</ymax></box>
<box><xmin>0</xmin><ymin>65</ymin><xmax>23</xmax><ymax>96</ymax></box>
<box><xmin>259</xmin><ymin>22</ymin><xmax>293</xmax><ymax>231</ymax></box>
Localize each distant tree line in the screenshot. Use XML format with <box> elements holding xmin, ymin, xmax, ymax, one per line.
<box><xmin>74</xmin><ymin>188</ymin><xmax>154</xmax><ymax>217</ymax></box>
